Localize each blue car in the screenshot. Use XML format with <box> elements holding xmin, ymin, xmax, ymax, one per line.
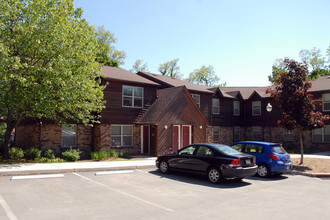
<box><xmin>230</xmin><ymin>141</ymin><xmax>293</xmax><ymax>177</ymax></box>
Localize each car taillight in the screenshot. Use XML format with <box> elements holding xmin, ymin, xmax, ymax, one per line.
<box><xmin>231</xmin><ymin>157</ymin><xmax>241</xmax><ymax>165</ymax></box>
<box><xmin>267</xmin><ymin>154</ymin><xmax>280</xmax><ymax>161</ymax></box>
<box><xmin>253</xmin><ymin>156</ymin><xmax>256</xmax><ymax>164</ymax></box>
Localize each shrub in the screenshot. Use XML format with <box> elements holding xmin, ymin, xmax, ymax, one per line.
<box><xmin>120</xmin><ymin>151</ymin><xmax>131</xmax><ymax>159</ymax></box>
<box><xmin>91</xmin><ymin>151</ymin><xmax>110</xmax><ymax>160</ymax></box>
<box><xmin>37</xmin><ymin>157</ymin><xmax>65</xmax><ymax>163</ymax></box>
<box><xmin>111</xmin><ymin>149</ymin><xmax>118</xmax><ymax>159</ymax></box>
<box><xmin>62</xmin><ymin>147</ymin><xmax>80</xmax><ymax>162</ymax></box>
<box><xmin>24</xmin><ymin>148</ymin><xmax>41</xmax><ymax>160</ymax></box>
<box><xmin>43</xmin><ymin>149</ymin><xmax>56</xmax><ymax>160</ymax></box>
<box><xmin>9</xmin><ymin>147</ymin><xmax>24</xmax><ymax>160</ymax></box>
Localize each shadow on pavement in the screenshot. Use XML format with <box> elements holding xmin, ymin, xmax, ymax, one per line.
<box><xmin>246</xmin><ymin>174</ymin><xmax>289</xmax><ymax>182</ymax></box>
<box><xmin>148</xmin><ymin>170</ymin><xmax>252</xmax><ymax>189</ymax></box>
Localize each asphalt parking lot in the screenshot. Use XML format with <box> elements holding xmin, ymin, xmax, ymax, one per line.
<box><xmin>0</xmin><ymin>169</ymin><xmax>329</xmax><ymax>220</ymax></box>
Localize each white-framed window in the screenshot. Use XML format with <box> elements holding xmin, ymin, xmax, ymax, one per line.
<box><xmin>252</xmin><ymin>101</ymin><xmax>261</xmax><ymax>116</ymax></box>
<box><xmin>233</xmin><ymin>101</ymin><xmax>240</xmax><ymax>116</ymax></box>
<box><xmin>123</xmin><ymin>85</ymin><xmax>143</xmax><ymax>108</ymax></box>
<box><xmin>252</xmin><ymin>126</ymin><xmax>262</xmax><ymax>140</ymax></box>
<box><xmin>191</xmin><ymin>94</ymin><xmax>200</xmax><ymax>108</ymax></box>
<box><xmin>322</xmin><ymin>93</ymin><xmax>330</xmax><ymax>111</ymax></box>
<box><xmin>283</xmin><ymin>129</ymin><xmax>294</xmax><ymax>141</ymax></box>
<box><xmin>234</xmin><ymin>126</ymin><xmax>240</xmax><ymax>141</ymax></box>
<box><xmin>213</xmin><ymin>126</ymin><xmax>219</xmax><ymax>142</ymax></box>
<box><xmin>212</xmin><ymin>98</ymin><xmax>220</xmax><ymax>114</ymax></box>
<box><xmin>313</xmin><ymin>126</ymin><xmax>330</xmax><ymax>143</ymax></box>
<box><xmin>111</xmin><ymin>125</ymin><xmax>133</xmax><ymax>147</ymax></box>
<box><xmin>61</xmin><ymin>124</ymin><xmax>76</xmax><ymax>148</ymax></box>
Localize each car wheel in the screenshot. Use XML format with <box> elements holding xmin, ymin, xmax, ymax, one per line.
<box><xmin>257</xmin><ymin>164</ymin><xmax>270</xmax><ymax>177</ymax></box>
<box><xmin>159</xmin><ymin>160</ymin><xmax>169</xmax><ymax>174</ymax></box>
<box><xmin>208</xmin><ymin>167</ymin><xmax>222</xmax><ymax>184</ymax></box>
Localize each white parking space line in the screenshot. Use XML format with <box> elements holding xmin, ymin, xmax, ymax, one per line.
<box><xmin>0</xmin><ymin>193</ymin><xmax>17</xmax><ymax>220</ymax></box>
<box><xmin>11</xmin><ymin>174</ymin><xmax>64</xmax><ymax>180</ymax></box>
<box><xmin>73</xmin><ymin>172</ymin><xmax>174</xmax><ymax>212</ymax></box>
<box><xmin>95</xmin><ymin>170</ymin><xmax>134</xmax><ymax>176</ymax></box>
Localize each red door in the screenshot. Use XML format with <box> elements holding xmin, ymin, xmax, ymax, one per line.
<box><xmin>142</xmin><ymin>126</ymin><xmax>149</xmax><ymax>154</ymax></box>
<box><xmin>173</xmin><ymin>125</ymin><xmax>180</xmax><ymax>152</ymax></box>
<box><xmin>182</xmin><ymin>125</ymin><xmax>191</xmax><ymax>148</ymax></box>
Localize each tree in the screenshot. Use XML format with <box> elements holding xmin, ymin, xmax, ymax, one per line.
<box><xmin>266</xmin><ymin>58</ymin><xmax>329</xmax><ymax>164</ymax></box>
<box><xmin>95</xmin><ymin>25</ymin><xmax>126</xmax><ymax>66</ymax></box>
<box><xmin>0</xmin><ymin>0</ymin><xmax>106</xmax><ymax>158</ymax></box>
<box><xmin>268</xmin><ymin>59</ymin><xmax>286</xmax><ymax>85</ymax></box>
<box><xmin>299</xmin><ymin>47</ymin><xmax>325</xmax><ymax>71</ymax></box>
<box><xmin>158</xmin><ymin>58</ymin><xmax>181</xmax><ymax>78</ymax></box>
<box><xmin>130</xmin><ymin>59</ymin><xmax>148</xmax><ymax>72</ymax></box>
<box><xmin>186</xmin><ymin>65</ymin><xmax>224</xmax><ymax>86</ymax></box>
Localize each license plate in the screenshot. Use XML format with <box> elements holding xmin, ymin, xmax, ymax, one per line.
<box><xmin>245</xmin><ymin>159</ymin><xmax>251</xmax><ymax>164</ymax></box>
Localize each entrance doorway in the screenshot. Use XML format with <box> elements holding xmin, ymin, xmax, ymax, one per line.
<box><xmin>182</xmin><ymin>125</ymin><xmax>191</xmax><ymax>148</ymax></box>
<box><xmin>141</xmin><ymin>125</ymin><xmax>150</xmax><ymax>154</ymax></box>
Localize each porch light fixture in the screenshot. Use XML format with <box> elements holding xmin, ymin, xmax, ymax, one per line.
<box><xmin>199</xmin><ymin>125</ymin><xmax>203</xmax><ymax>129</ymax></box>
<box><xmin>164</xmin><ymin>125</ymin><xmax>168</xmax><ymax>129</ymax></box>
<box><xmin>266</xmin><ymin>103</ymin><xmax>272</xmax><ymax>112</ymax></box>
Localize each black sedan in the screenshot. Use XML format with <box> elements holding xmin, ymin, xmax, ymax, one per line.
<box><xmin>156</xmin><ymin>143</ymin><xmax>258</xmax><ymax>183</ymax></box>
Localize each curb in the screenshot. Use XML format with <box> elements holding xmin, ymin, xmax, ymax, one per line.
<box><xmin>291</xmin><ymin>170</ymin><xmax>330</xmax><ymax>178</ymax></box>
<box><xmin>0</xmin><ymin>165</ymin><xmax>156</xmax><ymax>177</ymax></box>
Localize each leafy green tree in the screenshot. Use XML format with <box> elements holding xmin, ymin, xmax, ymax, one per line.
<box><xmin>95</xmin><ymin>25</ymin><xmax>126</xmax><ymax>66</ymax></box>
<box><xmin>299</xmin><ymin>47</ymin><xmax>325</xmax><ymax>71</ymax></box>
<box><xmin>0</xmin><ymin>0</ymin><xmax>105</xmax><ymax>158</ymax></box>
<box><xmin>186</xmin><ymin>65</ymin><xmax>224</xmax><ymax>86</ymax></box>
<box><xmin>158</xmin><ymin>58</ymin><xmax>181</xmax><ymax>78</ymax></box>
<box><xmin>268</xmin><ymin>59</ymin><xmax>286</xmax><ymax>85</ymax></box>
<box><xmin>130</xmin><ymin>59</ymin><xmax>149</xmax><ymax>72</ymax></box>
<box><xmin>310</xmin><ymin>68</ymin><xmax>330</xmax><ymax>79</ymax></box>
<box><xmin>266</xmin><ymin>58</ymin><xmax>329</xmax><ymax>164</ymax></box>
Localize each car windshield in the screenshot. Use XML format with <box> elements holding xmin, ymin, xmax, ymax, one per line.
<box><xmin>271</xmin><ymin>145</ymin><xmax>287</xmax><ymax>154</ymax></box>
<box><xmin>213</xmin><ymin>144</ymin><xmax>243</xmax><ymax>155</ymax></box>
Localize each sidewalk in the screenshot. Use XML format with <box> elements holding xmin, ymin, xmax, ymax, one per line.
<box><xmin>0</xmin><ymin>157</ymin><xmax>157</xmax><ymax>176</ymax></box>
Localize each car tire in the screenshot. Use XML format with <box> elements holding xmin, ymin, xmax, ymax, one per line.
<box><xmin>159</xmin><ymin>160</ymin><xmax>169</xmax><ymax>174</ymax></box>
<box><xmin>257</xmin><ymin>163</ymin><xmax>270</xmax><ymax>177</ymax></box>
<box><xmin>207</xmin><ymin>167</ymin><xmax>222</xmax><ymax>184</ymax></box>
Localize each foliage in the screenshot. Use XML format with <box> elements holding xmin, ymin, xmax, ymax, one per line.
<box><xmin>131</xmin><ymin>59</ymin><xmax>149</xmax><ymax>72</ymax></box>
<box><xmin>95</xmin><ymin>25</ymin><xmax>126</xmax><ymax>66</ymax></box>
<box><xmin>0</xmin><ymin>123</ymin><xmax>6</xmax><ymax>144</ymax></box>
<box><xmin>186</xmin><ymin>65</ymin><xmax>224</xmax><ymax>86</ymax></box>
<box><xmin>299</xmin><ymin>47</ymin><xmax>325</xmax><ymax>71</ymax></box>
<box><xmin>268</xmin><ymin>59</ymin><xmax>286</xmax><ymax>85</ymax></box>
<box><xmin>310</xmin><ymin>68</ymin><xmax>330</xmax><ymax>80</ymax></box>
<box><xmin>0</xmin><ymin>0</ymin><xmax>106</xmax><ymax>158</ymax></box>
<box><xmin>9</xmin><ymin>147</ymin><xmax>24</xmax><ymax>160</ymax></box>
<box><xmin>120</xmin><ymin>151</ymin><xmax>131</xmax><ymax>159</ymax></box>
<box><xmin>111</xmin><ymin>149</ymin><xmax>119</xmax><ymax>159</ymax></box>
<box><xmin>42</xmin><ymin>149</ymin><xmax>56</xmax><ymax>160</ymax></box>
<box><xmin>24</xmin><ymin>148</ymin><xmax>41</xmax><ymax>160</ymax></box>
<box><xmin>266</xmin><ymin>58</ymin><xmax>330</xmax><ymax>164</ymax></box>
<box><xmin>158</xmin><ymin>58</ymin><xmax>181</xmax><ymax>78</ymax></box>
<box><xmin>37</xmin><ymin>157</ymin><xmax>64</xmax><ymax>163</ymax></box>
<box><xmin>91</xmin><ymin>151</ymin><xmax>111</xmax><ymax>160</ymax></box>
<box><xmin>62</xmin><ymin>147</ymin><xmax>81</xmax><ymax>162</ymax></box>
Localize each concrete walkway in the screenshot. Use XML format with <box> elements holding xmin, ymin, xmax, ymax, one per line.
<box><xmin>0</xmin><ymin>154</ymin><xmax>329</xmax><ymax>177</ymax></box>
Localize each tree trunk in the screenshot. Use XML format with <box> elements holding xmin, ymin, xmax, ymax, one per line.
<box><xmin>299</xmin><ymin>132</ymin><xmax>304</xmax><ymax>165</ymax></box>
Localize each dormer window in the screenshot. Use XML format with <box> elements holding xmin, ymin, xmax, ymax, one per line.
<box><xmin>123</xmin><ymin>85</ymin><xmax>143</xmax><ymax>108</ymax></box>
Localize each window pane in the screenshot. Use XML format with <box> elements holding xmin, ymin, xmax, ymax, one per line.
<box><xmin>123</xmin><ymin>126</ymin><xmax>132</xmax><ymax>135</ymax></box>
<box><xmin>134</xmin><ymin>87</ymin><xmax>143</xmax><ymax>97</ymax></box>
<box><xmin>123</xmin><ymin>86</ymin><xmax>133</xmax><ymax>96</ymax></box>
<box><xmin>324</xmin><ymin>103</ymin><xmax>330</xmax><ymax>111</ymax></box>
<box><xmin>325</xmin><ymin>126</ymin><xmax>330</xmax><ymax>142</ymax></box>
<box><xmin>312</xmin><ymin>128</ymin><xmax>322</xmax><ymax>142</ymax></box>
<box><xmin>134</xmin><ymin>97</ymin><xmax>143</xmax><ymax>107</ymax></box>
<box><xmin>111</xmin><ymin>126</ymin><xmax>121</xmax><ymax>135</ymax></box>
<box><xmin>323</xmin><ymin>93</ymin><xmax>330</xmax><ymax>102</ymax></box>
<box><xmin>213</xmin><ymin>127</ymin><xmax>219</xmax><ymax>142</ymax></box>
<box><xmin>179</xmin><ymin>146</ymin><xmax>196</xmax><ymax>155</ymax></box>
<box><xmin>62</xmin><ymin>125</ymin><xmax>76</xmax><ymax>148</ymax></box>
<box><xmin>123</xmin><ymin>136</ymin><xmax>132</xmax><ymax>146</ymax></box>
<box><xmin>111</xmin><ymin>136</ymin><xmax>121</xmax><ymax>146</ymax></box>
<box><xmin>123</xmin><ymin>97</ymin><xmax>132</xmax><ymax>107</ymax></box>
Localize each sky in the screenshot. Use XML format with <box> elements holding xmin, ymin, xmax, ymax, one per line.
<box><xmin>73</xmin><ymin>0</ymin><xmax>330</xmax><ymax>87</ymax></box>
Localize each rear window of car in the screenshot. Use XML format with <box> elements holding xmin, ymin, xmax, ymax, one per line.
<box><xmin>214</xmin><ymin>144</ymin><xmax>243</xmax><ymax>155</ymax></box>
<box><xmin>271</xmin><ymin>145</ymin><xmax>287</xmax><ymax>154</ymax></box>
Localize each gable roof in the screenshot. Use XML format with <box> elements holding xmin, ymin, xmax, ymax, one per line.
<box><xmin>220</xmin><ymin>87</ymin><xmax>272</xmax><ymax>99</ymax></box>
<box><xmin>137</xmin><ymin>86</ymin><xmax>208</xmax><ymax>125</ymax></box>
<box><xmin>102</xmin><ymin>66</ymin><xmax>159</xmax><ymax>86</ymax></box>
<box><xmin>137</xmin><ymin>71</ymin><xmax>214</xmax><ymax>94</ymax></box>
<box><xmin>310</xmin><ymin>76</ymin><xmax>330</xmax><ymax>92</ymax></box>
